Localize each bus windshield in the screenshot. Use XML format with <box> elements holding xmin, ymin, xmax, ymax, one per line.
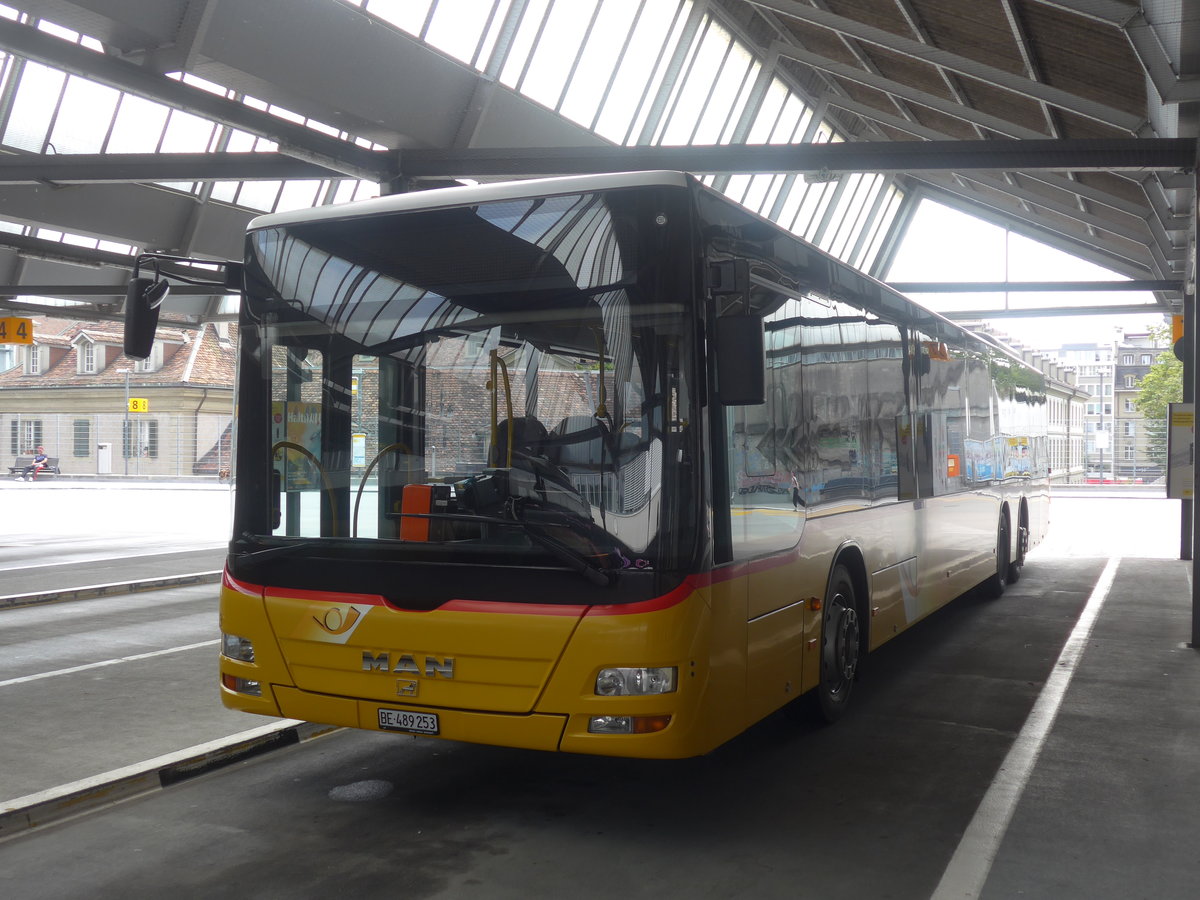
<box><xmin>235</xmin><ymin>189</ymin><xmax>694</xmax><ymax>584</ymax></box>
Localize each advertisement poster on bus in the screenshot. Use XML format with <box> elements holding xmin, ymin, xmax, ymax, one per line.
<box><xmin>1005</xmin><ymin>436</ymin><xmax>1032</xmax><ymax>477</ymax></box>
<box><xmin>271</xmin><ymin>401</ymin><xmax>323</xmax><ymax>490</ymax></box>
<box><xmin>964</xmin><ymin>438</ymin><xmax>994</xmax><ymax>482</ymax></box>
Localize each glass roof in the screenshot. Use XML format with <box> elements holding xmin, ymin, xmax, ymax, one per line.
<box><xmin>0</xmin><ymin>0</ymin><xmax>904</xmax><ymax>276</ymax></box>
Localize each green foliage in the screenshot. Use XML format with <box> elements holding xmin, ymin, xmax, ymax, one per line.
<box><xmin>1133</xmin><ymin>327</ymin><xmax>1181</xmax><ymax>468</ymax></box>
<box><xmin>1134</xmin><ymin>350</ymin><xmax>1182</xmax><ymax>421</ymax></box>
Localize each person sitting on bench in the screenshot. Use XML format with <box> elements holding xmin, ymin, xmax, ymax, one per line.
<box><xmin>16</xmin><ymin>446</ymin><xmax>49</xmax><ymax>482</ymax></box>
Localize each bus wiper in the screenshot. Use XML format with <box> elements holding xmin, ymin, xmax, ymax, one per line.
<box><xmin>408</xmin><ymin>508</ymin><xmax>615</xmax><ymax>586</ymax></box>
<box><xmin>234</xmin><ymin>535</ymin><xmax>318</xmax><ymax>562</ymax></box>
<box><xmin>519</xmin><ymin>521</ymin><xmax>614</xmax><ymax>587</ymax></box>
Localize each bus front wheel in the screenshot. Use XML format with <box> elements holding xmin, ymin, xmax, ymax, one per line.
<box><xmin>982</xmin><ymin>512</ymin><xmax>1010</xmax><ymax>599</ymax></box>
<box><xmin>817</xmin><ymin>564</ymin><xmax>860</xmax><ymax>723</ymax></box>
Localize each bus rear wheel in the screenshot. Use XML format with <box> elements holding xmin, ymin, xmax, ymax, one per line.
<box><xmin>817</xmin><ymin>564</ymin><xmax>860</xmax><ymax>723</ymax></box>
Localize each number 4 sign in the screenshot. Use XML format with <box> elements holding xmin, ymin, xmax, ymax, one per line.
<box><xmin>0</xmin><ymin>316</ymin><xmax>33</xmax><ymax>344</ymax></box>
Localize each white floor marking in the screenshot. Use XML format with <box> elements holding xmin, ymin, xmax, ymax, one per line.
<box><xmin>0</xmin><ymin>639</ymin><xmax>220</xmax><ymax>688</ymax></box>
<box><xmin>930</xmin><ymin>556</ymin><xmax>1120</xmax><ymax>900</ymax></box>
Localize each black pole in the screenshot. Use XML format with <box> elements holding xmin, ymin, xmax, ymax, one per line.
<box><xmin>1182</xmin><ymin>293</ymin><xmax>1193</xmax><ymax>561</ymax></box>
<box><xmin>1190</xmin><ymin>151</ymin><xmax>1200</xmax><ymax>648</ymax></box>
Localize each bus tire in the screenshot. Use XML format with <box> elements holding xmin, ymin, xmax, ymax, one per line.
<box><xmin>982</xmin><ymin>511</ymin><xmax>1010</xmax><ymax>599</ymax></box>
<box><xmin>1008</xmin><ymin>502</ymin><xmax>1029</xmax><ymax>584</ymax></box>
<box><xmin>817</xmin><ymin>564</ymin><xmax>861</xmax><ymax>723</ymax></box>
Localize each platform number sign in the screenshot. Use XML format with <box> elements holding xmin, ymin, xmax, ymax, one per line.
<box><xmin>0</xmin><ymin>316</ymin><xmax>33</xmax><ymax>344</ymax></box>
<box><xmin>128</xmin><ymin>398</ymin><xmax>149</xmax><ymax>413</ymax></box>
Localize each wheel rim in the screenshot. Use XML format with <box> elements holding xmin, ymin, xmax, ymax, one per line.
<box><xmin>824</xmin><ymin>592</ymin><xmax>860</xmax><ymax>696</ymax></box>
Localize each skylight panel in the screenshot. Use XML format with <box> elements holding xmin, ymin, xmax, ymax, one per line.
<box><xmin>363</xmin><ymin>0</ymin><xmax>433</xmax><ymax>36</ymax></box>
<box><xmin>2</xmin><ymin>61</ymin><xmax>64</xmax><ymax>152</ymax></box>
<box><xmin>105</xmin><ymin>94</ymin><xmax>171</xmax><ymax>153</ymax></box>
<box><xmin>159</xmin><ymin>108</ymin><xmax>219</xmax><ymax>153</ymax></box>
<box><xmin>49</xmin><ymin>76</ymin><xmax>120</xmax><ymax>153</ymax></box>
<box><xmin>513</xmin><ymin>0</ymin><xmax>598</xmax><ymax>111</ymax></box>
<box><xmin>423</xmin><ymin>0</ymin><xmax>506</xmax><ymax>67</ymax></box>
<box><xmin>559</xmin><ymin>0</ymin><xmax>641</xmax><ymax>129</ymax></box>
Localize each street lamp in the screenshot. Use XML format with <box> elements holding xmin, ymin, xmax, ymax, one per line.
<box><xmin>117</xmin><ymin>367</ymin><xmax>130</xmax><ymax>476</ymax></box>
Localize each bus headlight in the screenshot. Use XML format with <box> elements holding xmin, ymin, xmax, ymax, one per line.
<box><xmin>588</xmin><ymin>715</ymin><xmax>671</xmax><ymax>734</ymax></box>
<box><xmin>221</xmin><ymin>632</ymin><xmax>255</xmax><ymax>662</ymax></box>
<box><xmin>595</xmin><ymin>667</ymin><xmax>676</xmax><ymax>696</ymax></box>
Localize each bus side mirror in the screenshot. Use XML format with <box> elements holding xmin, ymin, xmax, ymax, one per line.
<box><xmin>709</xmin><ymin>258</ymin><xmax>765</xmax><ymax>406</ymax></box>
<box><xmin>715</xmin><ymin>315</ymin><xmax>765</xmax><ymax>406</ymax></box>
<box><xmin>123</xmin><ymin>276</ymin><xmax>169</xmax><ymax>359</ymax></box>
<box><xmin>710</xmin><ymin>256</ymin><xmax>768</xmax><ymax>405</ymax></box>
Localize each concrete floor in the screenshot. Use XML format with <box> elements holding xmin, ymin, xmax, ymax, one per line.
<box><xmin>0</xmin><ymin>491</ymin><xmax>1197</xmax><ymax>899</ymax></box>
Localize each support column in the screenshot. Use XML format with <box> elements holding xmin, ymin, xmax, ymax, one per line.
<box><xmin>1182</xmin><ymin>291</ymin><xmax>1193</xmax><ymax>561</ymax></box>
<box><xmin>1190</xmin><ymin>150</ymin><xmax>1199</xmax><ymax>648</ymax></box>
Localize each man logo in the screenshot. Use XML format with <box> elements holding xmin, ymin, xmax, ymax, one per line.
<box><xmin>362</xmin><ymin>651</ymin><xmax>455</xmax><ymax>679</ymax></box>
<box><xmin>396</xmin><ymin>680</ymin><xmax>418</xmax><ymax>696</ymax></box>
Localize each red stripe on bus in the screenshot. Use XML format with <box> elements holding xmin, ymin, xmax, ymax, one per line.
<box><xmin>222</xmin><ymin>568</ymin><xmax>264</xmax><ymax>599</ymax></box>
<box><xmin>440</xmin><ymin>599</ymin><xmax>587</xmax><ymax>616</ymax></box>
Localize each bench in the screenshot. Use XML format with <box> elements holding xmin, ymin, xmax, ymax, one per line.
<box><xmin>8</xmin><ymin>456</ymin><xmax>61</xmax><ymax>480</ymax></box>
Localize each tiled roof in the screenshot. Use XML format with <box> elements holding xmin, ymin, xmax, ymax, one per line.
<box><xmin>0</xmin><ymin>315</ymin><xmax>236</xmax><ymax>389</ymax></box>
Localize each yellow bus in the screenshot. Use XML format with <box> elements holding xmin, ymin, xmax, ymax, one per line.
<box><xmin>212</xmin><ymin>171</ymin><xmax>1048</xmax><ymax>758</ymax></box>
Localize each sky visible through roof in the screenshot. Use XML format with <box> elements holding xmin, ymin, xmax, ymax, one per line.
<box><xmin>887</xmin><ymin>201</ymin><xmax>1166</xmax><ymax>352</ymax></box>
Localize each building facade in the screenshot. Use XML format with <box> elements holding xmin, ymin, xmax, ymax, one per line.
<box><xmin>0</xmin><ymin>315</ymin><xmax>235</xmax><ymax>478</ymax></box>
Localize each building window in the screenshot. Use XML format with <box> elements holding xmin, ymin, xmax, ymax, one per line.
<box><xmin>1122</xmin><ymin>354</ymin><xmax>1133</xmax><ymax>365</ymax></box>
<box><xmin>27</xmin><ymin>344</ymin><xmax>41</xmax><ymax>374</ymax></box>
<box><xmin>124</xmin><ymin>418</ymin><xmax>159</xmax><ymax>458</ymax></box>
<box><xmin>1124</xmin><ymin>421</ymin><xmax>1136</xmax><ymax>436</ymax></box>
<box><xmin>1124</xmin><ymin>375</ymin><xmax>1135</xmax><ymax>388</ymax></box>
<box><xmin>10</xmin><ymin>419</ymin><xmax>43</xmax><ymax>455</ymax></box>
<box><xmin>80</xmin><ymin>341</ymin><xmax>96</xmax><ymax>374</ymax></box>
<box><xmin>73</xmin><ymin>419</ymin><xmax>90</xmax><ymax>457</ymax></box>
<box><xmin>1124</xmin><ymin>399</ymin><xmax>1136</xmax><ymax>412</ymax></box>
<box><xmin>1141</xmin><ymin>354</ymin><xmax>1151</xmax><ymax>365</ymax></box>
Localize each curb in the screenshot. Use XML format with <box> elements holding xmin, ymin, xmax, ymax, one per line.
<box><xmin>1</xmin><ymin>571</ymin><xmax>223</xmax><ymax>610</ymax></box>
<box><xmin>0</xmin><ymin>720</ymin><xmax>340</xmax><ymax>841</ymax></box>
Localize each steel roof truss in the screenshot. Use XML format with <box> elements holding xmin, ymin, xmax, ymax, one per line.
<box><xmin>748</xmin><ymin>0</ymin><xmax>1145</xmax><ymax>131</ymax></box>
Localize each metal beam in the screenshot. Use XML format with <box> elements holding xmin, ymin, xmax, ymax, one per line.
<box><xmin>0</xmin><ymin>17</ymin><xmax>395</xmax><ymax>182</ymax></box>
<box><xmin>830</xmin><ymin>95</ymin><xmax>1190</xmax><ymax>234</ymax></box>
<box><xmin>396</xmin><ymin>139</ymin><xmax>1198</xmax><ymax>178</ymax></box>
<box><xmin>747</xmin><ymin>0</ymin><xmax>1146</xmax><ymax>131</ymax></box>
<box><xmin>938</xmin><ymin>304</ymin><xmax>1170</xmax><ymax>319</ymax></box>
<box><xmin>0</xmin><ymin>298</ymin><xmax>211</xmax><ymax>326</ymax></box>
<box><xmin>0</xmin><ymin>284</ymin><xmax>234</xmax><ymax>298</ymax></box>
<box><xmin>0</xmin><ymin>152</ymin><xmax>353</xmax><ymax>183</ymax></box>
<box><xmin>888</xmin><ymin>280</ymin><xmax>1184</xmax><ymax>293</ymax></box>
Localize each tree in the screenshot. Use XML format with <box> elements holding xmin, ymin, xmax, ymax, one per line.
<box><xmin>1134</xmin><ymin>325</ymin><xmax>1182</xmax><ymax>470</ymax></box>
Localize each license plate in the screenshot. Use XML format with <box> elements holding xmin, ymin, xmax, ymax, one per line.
<box><xmin>378</xmin><ymin>708</ymin><xmax>439</xmax><ymax>735</ymax></box>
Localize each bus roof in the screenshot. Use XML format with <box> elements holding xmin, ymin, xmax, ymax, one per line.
<box><xmin>247</xmin><ymin>170</ymin><xmax>691</xmax><ymax>231</ymax></box>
